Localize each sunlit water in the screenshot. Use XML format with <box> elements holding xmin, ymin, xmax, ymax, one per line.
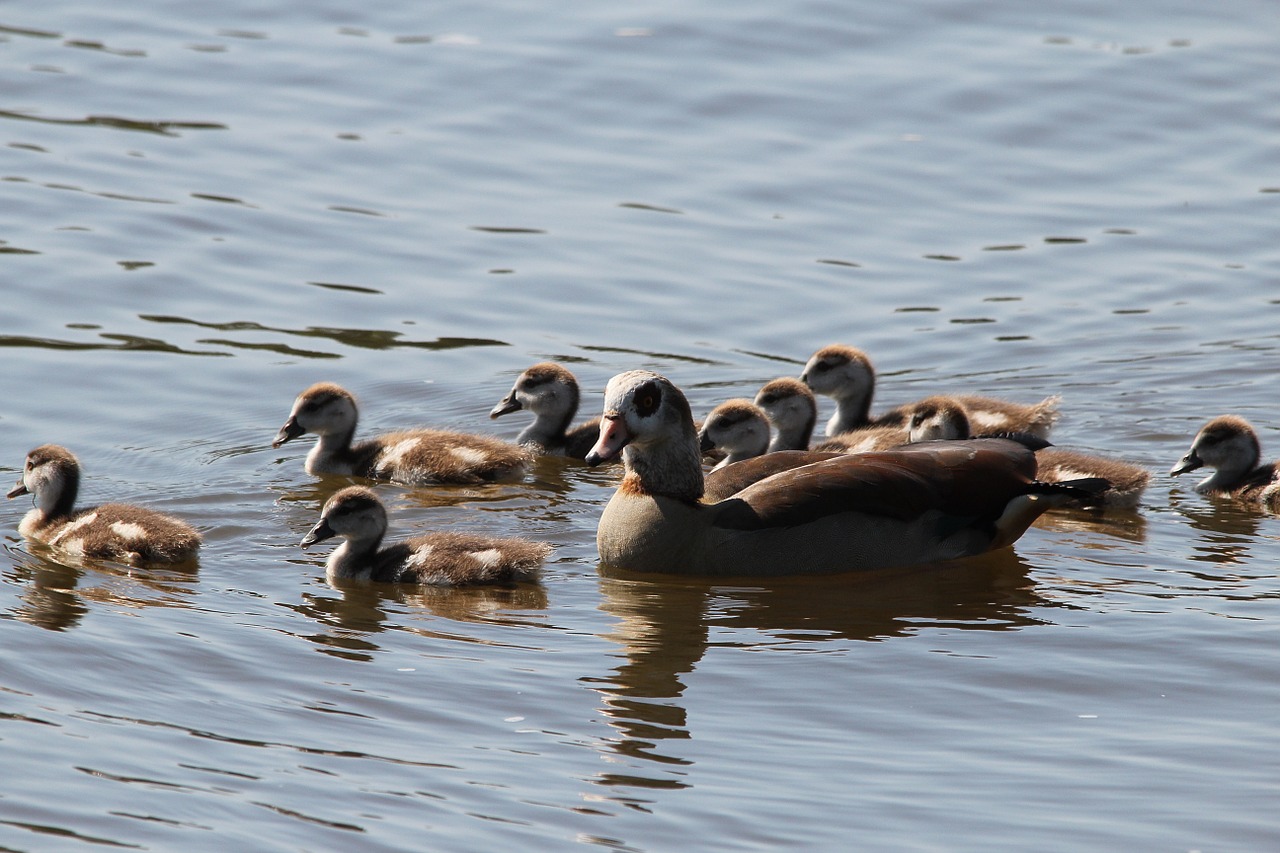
<box><xmin>2</xmin><ymin>1</ymin><xmax>1278</xmax><ymax>850</ymax></box>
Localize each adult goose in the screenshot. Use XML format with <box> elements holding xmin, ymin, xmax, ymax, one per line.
<box><xmin>7</xmin><ymin>444</ymin><xmax>201</xmax><ymax>564</ymax></box>
<box><xmin>753</xmin><ymin>377</ymin><xmax>907</xmax><ymax>453</ymax></box>
<box><xmin>300</xmin><ymin>486</ymin><xmax>550</xmax><ymax>584</ymax></box>
<box><xmin>907</xmin><ymin>395</ymin><xmax>1149</xmax><ymax>509</ymax></box>
<box><xmin>1170</xmin><ymin>415</ymin><xmax>1280</xmax><ymax>508</ymax></box>
<box><xmin>584</xmin><ymin>370</ymin><xmax>1103</xmax><ymax>576</ymax></box>
<box><xmin>489</xmin><ymin>362</ymin><xmax>601</xmax><ymax>458</ymax></box>
<box><xmin>274</xmin><ymin>382</ymin><xmax>530</xmax><ymax>485</ymax></box>
<box><xmin>800</xmin><ymin>344</ymin><xmax>1060</xmax><ymax>439</ymax></box>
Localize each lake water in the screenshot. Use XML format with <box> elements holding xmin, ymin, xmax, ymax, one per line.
<box><xmin>2</xmin><ymin>0</ymin><xmax>1278</xmax><ymax>850</ymax></box>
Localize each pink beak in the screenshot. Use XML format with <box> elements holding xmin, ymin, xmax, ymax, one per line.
<box><xmin>586</xmin><ymin>415</ymin><xmax>631</xmax><ymax>466</ymax></box>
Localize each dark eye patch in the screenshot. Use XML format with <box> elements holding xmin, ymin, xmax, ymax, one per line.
<box><xmin>634</xmin><ymin>380</ymin><xmax>662</xmax><ymax>417</ymax></box>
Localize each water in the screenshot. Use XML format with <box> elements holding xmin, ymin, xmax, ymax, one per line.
<box><xmin>2</xmin><ymin>0</ymin><xmax>1278</xmax><ymax>849</ymax></box>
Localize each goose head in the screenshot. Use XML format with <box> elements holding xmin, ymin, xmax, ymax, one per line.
<box><xmin>1170</xmin><ymin>415</ymin><xmax>1261</xmax><ymax>483</ymax></box>
<box><xmin>800</xmin><ymin>344</ymin><xmax>878</xmax><ymax>435</ymax></box>
<box><xmin>7</xmin><ymin>444</ymin><xmax>80</xmax><ymax>517</ymax></box>
<box><xmin>489</xmin><ymin>362</ymin><xmax>581</xmax><ymax>442</ymax></box>
<box><xmin>698</xmin><ymin>399</ymin><xmax>771</xmax><ymax>468</ymax></box>
<box><xmin>800</xmin><ymin>344</ymin><xmax>875</xmax><ymax>403</ymax></box>
<box><xmin>908</xmin><ymin>396</ymin><xmax>972</xmax><ymax>442</ymax></box>
<box><xmin>301</xmin><ymin>486</ymin><xmax>388</xmax><ymax>551</ymax></box>
<box><xmin>754</xmin><ymin>377</ymin><xmax>817</xmax><ymax>452</ymax></box>
<box><xmin>274</xmin><ymin>382</ymin><xmax>358</xmax><ymax>448</ymax></box>
<box><xmin>586</xmin><ymin>371</ymin><xmax>695</xmax><ymax>464</ymax></box>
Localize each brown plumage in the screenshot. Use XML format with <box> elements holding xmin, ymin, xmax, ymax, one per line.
<box><xmin>1171</xmin><ymin>415</ymin><xmax>1280</xmax><ymax>508</ymax></box>
<box><xmin>300</xmin><ymin>486</ymin><xmax>551</xmax><ymax>584</ymax></box>
<box><xmin>698</xmin><ymin>399</ymin><xmax>772</xmax><ymax>470</ymax></box>
<box><xmin>583</xmin><ymin>370</ymin><xmax>1103</xmax><ymax>576</ymax></box>
<box><xmin>753</xmin><ymin>376</ymin><xmax>908</xmax><ymax>453</ymax></box>
<box><xmin>7</xmin><ymin>444</ymin><xmax>200</xmax><ymax>564</ymax></box>
<box><xmin>800</xmin><ymin>343</ymin><xmax>1060</xmax><ymax>438</ymax></box>
<box><xmin>907</xmin><ymin>395</ymin><xmax>1147</xmax><ymax>509</ymax></box>
<box><xmin>754</xmin><ymin>377</ymin><xmax>819</xmax><ymax>452</ymax></box>
<box><xmin>489</xmin><ymin>362</ymin><xmax>601</xmax><ymax>458</ymax></box>
<box><xmin>273</xmin><ymin>382</ymin><xmax>530</xmax><ymax>485</ymax></box>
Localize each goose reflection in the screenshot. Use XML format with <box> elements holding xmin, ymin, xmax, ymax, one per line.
<box><xmin>2</xmin><ymin>544</ymin><xmax>199</xmax><ymax>631</ymax></box>
<box><xmin>284</xmin><ymin>577</ymin><xmax>550</xmax><ymax>661</ymax></box>
<box><xmin>584</xmin><ymin>550</ymin><xmax>1045</xmax><ymax>796</ymax></box>
<box><xmin>1168</xmin><ymin>488</ymin><xmax>1264</xmax><ymax>568</ymax></box>
<box><xmin>1033</xmin><ymin>505</ymin><xmax>1148</xmax><ymax>543</ymax></box>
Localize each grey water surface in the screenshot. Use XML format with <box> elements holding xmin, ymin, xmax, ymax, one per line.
<box><xmin>1</xmin><ymin>1</ymin><xmax>1278</xmax><ymax>850</ymax></box>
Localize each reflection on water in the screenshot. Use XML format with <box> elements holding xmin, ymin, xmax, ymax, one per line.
<box><xmin>1169</xmin><ymin>489</ymin><xmax>1267</xmax><ymax>567</ymax></box>
<box><xmin>4</xmin><ymin>0</ymin><xmax>1280</xmax><ymax>847</ymax></box>
<box><xmin>141</xmin><ymin>315</ymin><xmax>509</xmax><ymax>355</ymax></box>
<box><xmin>1034</xmin><ymin>506</ymin><xmax>1148</xmax><ymax>544</ymax></box>
<box><xmin>585</xmin><ymin>550</ymin><xmax>1045</xmax><ymax>794</ymax></box>
<box><xmin>0</xmin><ymin>319</ymin><xmax>514</xmax><ymax>360</ymax></box>
<box><xmin>282</xmin><ymin>577</ymin><xmax>550</xmax><ymax>661</ymax></box>
<box><xmin>3</xmin><ymin>543</ymin><xmax>199</xmax><ymax>631</ymax></box>
<box><xmin>0</xmin><ymin>331</ymin><xmax>229</xmax><ymax>356</ymax></box>
<box><xmin>0</xmin><ymin>108</ymin><xmax>226</xmax><ymax>137</ymax></box>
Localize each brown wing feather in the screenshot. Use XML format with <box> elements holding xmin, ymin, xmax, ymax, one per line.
<box><xmin>713</xmin><ymin>439</ymin><xmax>1038</xmax><ymax>530</ymax></box>
<box><xmin>703</xmin><ymin>450</ymin><xmax>843</xmax><ymax>502</ymax></box>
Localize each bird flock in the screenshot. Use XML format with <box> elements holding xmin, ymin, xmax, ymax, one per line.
<box><xmin>7</xmin><ymin>344</ymin><xmax>1277</xmax><ymax>581</ymax></box>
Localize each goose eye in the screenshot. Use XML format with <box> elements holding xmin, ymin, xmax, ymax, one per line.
<box><xmin>633</xmin><ymin>381</ymin><xmax>662</xmax><ymax>416</ymax></box>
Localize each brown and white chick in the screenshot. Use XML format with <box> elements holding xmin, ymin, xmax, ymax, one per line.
<box><xmin>274</xmin><ymin>382</ymin><xmax>530</xmax><ymax>485</ymax></box>
<box><xmin>7</xmin><ymin>444</ymin><xmax>200</xmax><ymax>564</ymax></box>
<box><xmin>299</xmin><ymin>486</ymin><xmax>551</xmax><ymax>584</ymax></box>
<box><xmin>1170</xmin><ymin>415</ymin><xmax>1280</xmax><ymax>508</ymax></box>
<box><xmin>800</xmin><ymin>343</ymin><xmax>1060</xmax><ymax>438</ymax></box>
<box><xmin>489</xmin><ymin>362</ymin><xmax>601</xmax><ymax>458</ymax></box>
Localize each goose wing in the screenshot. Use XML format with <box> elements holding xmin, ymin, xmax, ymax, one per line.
<box><xmin>711</xmin><ymin>439</ymin><xmax>1039</xmax><ymax>531</ymax></box>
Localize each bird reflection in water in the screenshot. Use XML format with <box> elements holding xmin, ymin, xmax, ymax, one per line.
<box><xmin>582</xmin><ymin>549</ymin><xmax>1046</xmax><ymax>802</ymax></box>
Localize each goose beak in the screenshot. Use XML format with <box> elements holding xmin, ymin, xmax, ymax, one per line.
<box><xmin>1169</xmin><ymin>450</ymin><xmax>1203</xmax><ymax>477</ymax></box>
<box><xmin>6</xmin><ymin>480</ymin><xmax>28</xmax><ymax>499</ymax></box>
<box><xmin>698</xmin><ymin>430</ymin><xmax>716</xmax><ymax>455</ymax></box>
<box><xmin>586</xmin><ymin>415</ymin><xmax>631</xmax><ymax>466</ymax></box>
<box><xmin>273</xmin><ymin>416</ymin><xmax>304</xmax><ymax>448</ymax></box>
<box><xmin>489</xmin><ymin>390</ymin><xmax>522</xmax><ymax>419</ymax></box>
<box><xmin>300</xmin><ymin>518</ymin><xmax>336</xmax><ymax>549</ymax></box>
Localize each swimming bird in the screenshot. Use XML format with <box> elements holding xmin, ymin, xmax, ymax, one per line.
<box><xmin>753</xmin><ymin>377</ymin><xmax>907</xmax><ymax>453</ymax></box>
<box><xmin>697</xmin><ymin>399</ymin><xmax>772</xmax><ymax>471</ymax></box>
<box><xmin>583</xmin><ymin>370</ymin><xmax>1103</xmax><ymax>575</ymax></box>
<box><xmin>299</xmin><ymin>485</ymin><xmax>551</xmax><ymax>584</ymax></box>
<box><xmin>6</xmin><ymin>444</ymin><xmax>200</xmax><ymax>564</ymax></box>
<box><xmin>907</xmin><ymin>395</ymin><xmax>1148</xmax><ymax>509</ymax></box>
<box><xmin>754</xmin><ymin>378</ymin><xmax>819</xmax><ymax>452</ymax></box>
<box><xmin>274</xmin><ymin>382</ymin><xmax>530</xmax><ymax>485</ymax></box>
<box><xmin>800</xmin><ymin>343</ymin><xmax>1060</xmax><ymax>438</ymax></box>
<box><xmin>489</xmin><ymin>362</ymin><xmax>601</xmax><ymax>458</ymax></box>
<box><xmin>1170</xmin><ymin>415</ymin><xmax>1280</xmax><ymax>508</ymax></box>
